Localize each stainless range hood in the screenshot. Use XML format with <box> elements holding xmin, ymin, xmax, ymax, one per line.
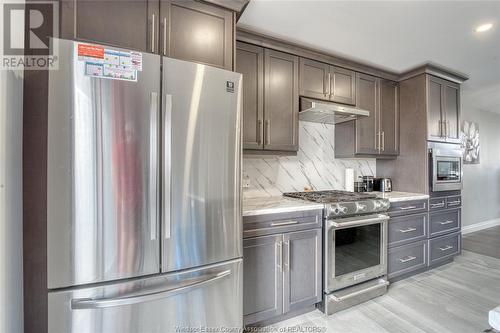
<box><xmin>299</xmin><ymin>97</ymin><xmax>370</xmax><ymax>124</ymax></box>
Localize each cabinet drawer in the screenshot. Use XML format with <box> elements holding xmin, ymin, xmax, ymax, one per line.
<box><xmin>243</xmin><ymin>210</ymin><xmax>322</xmax><ymax>238</ymax></box>
<box><xmin>429</xmin><ymin>208</ymin><xmax>460</xmax><ymax>237</ymax></box>
<box><xmin>429</xmin><ymin>197</ymin><xmax>446</xmax><ymax>211</ymax></box>
<box><xmin>446</xmin><ymin>196</ymin><xmax>462</xmax><ymax>208</ymax></box>
<box><xmin>388</xmin><ymin>241</ymin><xmax>427</xmax><ymax>279</ymax></box>
<box><xmin>388</xmin><ymin>199</ymin><xmax>428</xmax><ymax>217</ymax></box>
<box><xmin>388</xmin><ymin>213</ymin><xmax>427</xmax><ymax>248</ymax></box>
<box><xmin>429</xmin><ymin>232</ymin><xmax>461</xmax><ymax>266</ymax></box>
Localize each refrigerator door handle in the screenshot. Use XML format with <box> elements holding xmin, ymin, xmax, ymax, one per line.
<box><xmin>71</xmin><ymin>269</ymin><xmax>232</xmax><ymax>310</ymax></box>
<box><xmin>150</xmin><ymin>92</ymin><xmax>159</xmax><ymax>240</ymax></box>
<box><xmin>163</xmin><ymin>94</ymin><xmax>172</xmax><ymax>239</ymax></box>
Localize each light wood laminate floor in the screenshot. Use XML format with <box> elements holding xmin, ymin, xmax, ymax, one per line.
<box><xmin>270</xmin><ymin>251</ymin><xmax>499</xmax><ymax>333</ymax></box>
<box><xmin>463</xmin><ymin>226</ymin><xmax>500</xmax><ymax>259</ymax></box>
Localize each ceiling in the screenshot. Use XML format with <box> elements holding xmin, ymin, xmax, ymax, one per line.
<box><xmin>238</xmin><ymin>1</ymin><xmax>500</xmax><ymax>113</ymax></box>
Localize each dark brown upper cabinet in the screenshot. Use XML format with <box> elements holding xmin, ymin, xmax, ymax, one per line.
<box><xmin>299</xmin><ymin>58</ymin><xmax>356</xmax><ymax>105</ymax></box>
<box><xmin>354</xmin><ymin>73</ymin><xmax>379</xmax><ymax>155</ymax></box>
<box><xmin>61</xmin><ymin>0</ymin><xmax>159</xmax><ymax>53</ymax></box>
<box><xmin>264</xmin><ymin>49</ymin><xmax>299</xmax><ymax>152</ymax></box>
<box><xmin>160</xmin><ymin>0</ymin><xmax>234</xmax><ymax>70</ymax></box>
<box><xmin>335</xmin><ymin>75</ymin><xmax>399</xmax><ymax>158</ymax></box>
<box><xmin>237</xmin><ymin>42</ymin><xmax>299</xmax><ymax>152</ymax></box>
<box><xmin>427</xmin><ymin>75</ymin><xmax>460</xmax><ymax>143</ymax></box>
<box><xmin>299</xmin><ymin>58</ymin><xmax>330</xmax><ymax>100</ymax></box>
<box><xmin>237</xmin><ymin>42</ymin><xmax>264</xmax><ymax>150</ymax></box>
<box><xmin>61</xmin><ymin>0</ymin><xmax>234</xmax><ymax>70</ymax></box>
<box><xmin>379</xmin><ymin>79</ymin><xmax>399</xmax><ymax>156</ymax></box>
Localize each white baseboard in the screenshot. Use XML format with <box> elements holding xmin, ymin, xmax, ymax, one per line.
<box><xmin>462</xmin><ymin>218</ymin><xmax>500</xmax><ymax>235</ymax></box>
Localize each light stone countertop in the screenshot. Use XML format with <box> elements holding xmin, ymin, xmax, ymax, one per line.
<box><xmin>374</xmin><ymin>191</ymin><xmax>429</xmax><ymax>202</ymax></box>
<box><xmin>242</xmin><ymin>196</ymin><xmax>324</xmax><ymax>217</ymax></box>
<box><xmin>242</xmin><ymin>191</ymin><xmax>429</xmax><ymax>217</ymax></box>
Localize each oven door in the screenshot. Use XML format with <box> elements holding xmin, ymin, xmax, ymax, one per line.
<box><xmin>432</xmin><ymin>155</ymin><xmax>463</xmax><ymax>192</ymax></box>
<box><xmin>325</xmin><ymin>214</ymin><xmax>388</xmax><ymax>292</ymax></box>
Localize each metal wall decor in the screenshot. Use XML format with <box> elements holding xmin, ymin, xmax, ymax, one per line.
<box><xmin>461</xmin><ymin>121</ymin><xmax>480</xmax><ymax>164</ymax></box>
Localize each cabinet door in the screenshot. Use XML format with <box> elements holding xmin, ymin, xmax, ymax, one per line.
<box><xmin>283</xmin><ymin>229</ymin><xmax>322</xmax><ymax>313</ymax></box>
<box><xmin>379</xmin><ymin>80</ymin><xmax>399</xmax><ymax>156</ymax></box>
<box><xmin>330</xmin><ymin>66</ymin><xmax>356</xmax><ymax>105</ymax></box>
<box><xmin>160</xmin><ymin>0</ymin><xmax>234</xmax><ymax>70</ymax></box>
<box><xmin>61</xmin><ymin>0</ymin><xmax>159</xmax><ymax>53</ymax></box>
<box><xmin>443</xmin><ymin>81</ymin><xmax>460</xmax><ymax>143</ymax></box>
<box><xmin>243</xmin><ymin>235</ymin><xmax>283</xmax><ymax>325</ymax></box>
<box><xmin>237</xmin><ymin>42</ymin><xmax>264</xmax><ymax>150</ymax></box>
<box><xmin>299</xmin><ymin>58</ymin><xmax>330</xmax><ymax>100</ymax></box>
<box><xmin>264</xmin><ymin>49</ymin><xmax>299</xmax><ymax>151</ymax></box>
<box><xmin>355</xmin><ymin>73</ymin><xmax>379</xmax><ymax>155</ymax></box>
<box><xmin>427</xmin><ymin>76</ymin><xmax>445</xmax><ymax>141</ymax></box>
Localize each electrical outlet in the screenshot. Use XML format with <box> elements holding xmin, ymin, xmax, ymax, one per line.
<box><xmin>242</xmin><ymin>175</ymin><xmax>251</xmax><ymax>188</ymax></box>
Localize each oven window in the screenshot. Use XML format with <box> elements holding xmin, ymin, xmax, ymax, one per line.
<box><xmin>437</xmin><ymin>160</ymin><xmax>460</xmax><ymax>181</ymax></box>
<box><xmin>334</xmin><ymin>224</ymin><xmax>380</xmax><ymax>277</ymax></box>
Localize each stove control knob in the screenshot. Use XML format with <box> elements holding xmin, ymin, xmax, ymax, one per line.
<box><xmin>356</xmin><ymin>203</ymin><xmax>367</xmax><ymax>212</ymax></box>
<box><xmin>339</xmin><ymin>206</ymin><xmax>348</xmax><ymax>214</ymax></box>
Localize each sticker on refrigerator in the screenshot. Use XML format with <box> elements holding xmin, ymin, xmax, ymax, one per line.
<box><xmin>79</xmin><ymin>43</ymin><xmax>143</xmax><ymax>82</ymax></box>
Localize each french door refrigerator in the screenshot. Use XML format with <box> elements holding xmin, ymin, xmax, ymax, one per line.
<box><xmin>47</xmin><ymin>39</ymin><xmax>242</xmax><ymax>333</ymax></box>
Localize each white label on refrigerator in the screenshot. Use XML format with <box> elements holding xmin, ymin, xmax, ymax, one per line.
<box><xmin>79</xmin><ymin>43</ymin><xmax>143</xmax><ymax>82</ymax></box>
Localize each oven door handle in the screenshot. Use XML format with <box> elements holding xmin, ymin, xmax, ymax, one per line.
<box><xmin>328</xmin><ymin>214</ymin><xmax>389</xmax><ymax>229</ymax></box>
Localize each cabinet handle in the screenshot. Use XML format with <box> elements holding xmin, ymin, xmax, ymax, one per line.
<box><xmin>376</xmin><ymin>131</ymin><xmax>380</xmax><ymax>151</ymax></box>
<box><xmin>257</xmin><ymin>120</ymin><xmax>263</xmax><ymax>146</ymax></box>
<box><xmin>327</xmin><ymin>72</ymin><xmax>331</xmax><ymax>97</ymax></box>
<box><xmin>438</xmin><ymin>245</ymin><xmax>453</xmax><ymax>252</ymax></box>
<box><xmin>265</xmin><ymin>120</ymin><xmax>270</xmax><ymax>146</ymax></box>
<box><xmin>399</xmin><ymin>227</ymin><xmax>417</xmax><ymax>233</ymax></box>
<box><xmin>270</xmin><ymin>220</ymin><xmax>298</xmax><ymax>227</ymax></box>
<box><xmin>439</xmin><ymin>220</ymin><xmax>455</xmax><ymax>225</ymax></box>
<box><xmin>399</xmin><ymin>206</ymin><xmax>417</xmax><ymax>210</ymax></box>
<box><xmin>448</xmin><ymin>200</ymin><xmax>461</xmax><ymax>206</ymax></box>
<box><xmin>276</xmin><ymin>241</ymin><xmax>283</xmax><ymax>272</ymax></box>
<box><xmin>430</xmin><ymin>202</ymin><xmax>445</xmax><ymax>208</ymax></box>
<box><xmin>398</xmin><ymin>256</ymin><xmax>417</xmax><ymax>263</ymax></box>
<box><xmin>151</xmin><ymin>14</ymin><xmax>155</xmax><ymax>53</ymax></box>
<box><xmin>284</xmin><ymin>240</ymin><xmax>290</xmax><ymax>271</ymax></box>
<box><xmin>381</xmin><ymin>131</ymin><xmax>385</xmax><ymax>151</ymax></box>
<box><xmin>163</xmin><ymin>17</ymin><xmax>167</xmax><ymax>55</ymax></box>
<box><xmin>439</xmin><ymin>120</ymin><xmax>444</xmax><ymax>138</ymax></box>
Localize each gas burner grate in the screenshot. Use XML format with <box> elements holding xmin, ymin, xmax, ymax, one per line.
<box><xmin>283</xmin><ymin>190</ymin><xmax>377</xmax><ymax>203</ymax></box>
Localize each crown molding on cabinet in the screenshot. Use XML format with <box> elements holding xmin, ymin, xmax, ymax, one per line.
<box><xmin>399</xmin><ymin>63</ymin><xmax>469</xmax><ymax>84</ymax></box>
<box><xmin>236</xmin><ymin>27</ymin><xmax>400</xmax><ymax>81</ymax></box>
<box><xmin>236</xmin><ymin>28</ymin><xmax>469</xmax><ymax>84</ymax></box>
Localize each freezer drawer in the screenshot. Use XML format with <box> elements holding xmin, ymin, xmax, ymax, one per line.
<box><xmin>47</xmin><ymin>40</ymin><xmax>161</xmax><ymax>288</ymax></box>
<box><xmin>48</xmin><ymin>259</ymin><xmax>242</xmax><ymax>333</ymax></box>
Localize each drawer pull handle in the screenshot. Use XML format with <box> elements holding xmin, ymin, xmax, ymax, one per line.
<box><xmin>270</xmin><ymin>220</ymin><xmax>299</xmax><ymax>227</ymax></box>
<box><xmin>439</xmin><ymin>220</ymin><xmax>455</xmax><ymax>225</ymax></box>
<box><xmin>399</xmin><ymin>227</ymin><xmax>417</xmax><ymax>233</ymax></box>
<box><xmin>448</xmin><ymin>200</ymin><xmax>461</xmax><ymax>205</ymax></box>
<box><xmin>438</xmin><ymin>245</ymin><xmax>453</xmax><ymax>252</ymax></box>
<box><xmin>399</xmin><ymin>206</ymin><xmax>417</xmax><ymax>210</ymax></box>
<box><xmin>399</xmin><ymin>256</ymin><xmax>417</xmax><ymax>263</ymax></box>
<box><xmin>430</xmin><ymin>202</ymin><xmax>445</xmax><ymax>208</ymax></box>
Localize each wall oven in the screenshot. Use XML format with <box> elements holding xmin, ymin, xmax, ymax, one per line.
<box><xmin>325</xmin><ymin>214</ymin><xmax>389</xmax><ymax>292</ymax></box>
<box><xmin>429</xmin><ymin>142</ymin><xmax>463</xmax><ymax>192</ymax></box>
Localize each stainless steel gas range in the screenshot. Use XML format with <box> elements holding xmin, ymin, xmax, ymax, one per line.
<box><xmin>283</xmin><ymin>190</ymin><xmax>391</xmax><ymax>314</ymax></box>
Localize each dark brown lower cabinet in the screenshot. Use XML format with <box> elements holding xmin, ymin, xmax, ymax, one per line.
<box><xmin>243</xmin><ymin>229</ymin><xmax>322</xmax><ymax>326</ymax></box>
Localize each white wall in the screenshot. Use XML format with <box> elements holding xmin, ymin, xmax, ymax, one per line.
<box><xmin>0</xmin><ymin>69</ymin><xmax>24</xmax><ymax>333</ymax></box>
<box><xmin>461</xmin><ymin>106</ymin><xmax>500</xmax><ymax>228</ymax></box>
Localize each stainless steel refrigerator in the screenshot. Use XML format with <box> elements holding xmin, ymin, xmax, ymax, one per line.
<box><xmin>46</xmin><ymin>39</ymin><xmax>242</xmax><ymax>333</ymax></box>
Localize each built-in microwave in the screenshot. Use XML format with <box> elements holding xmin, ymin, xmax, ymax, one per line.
<box><xmin>429</xmin><ymin>142</ymin><xmax>463</xmax><ymax>192</ymax></box>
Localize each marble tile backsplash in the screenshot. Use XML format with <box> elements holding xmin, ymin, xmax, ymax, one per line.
<box><xmin>242</xmin><ymin>121</ymin><xmax>376</xmax><ymax>199</ymax></box>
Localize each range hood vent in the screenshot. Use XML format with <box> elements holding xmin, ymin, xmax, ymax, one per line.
<box><xmin>299</xmin><ymin>97</ymin><xmax>370</xmax><ymax>124</ymax></box>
